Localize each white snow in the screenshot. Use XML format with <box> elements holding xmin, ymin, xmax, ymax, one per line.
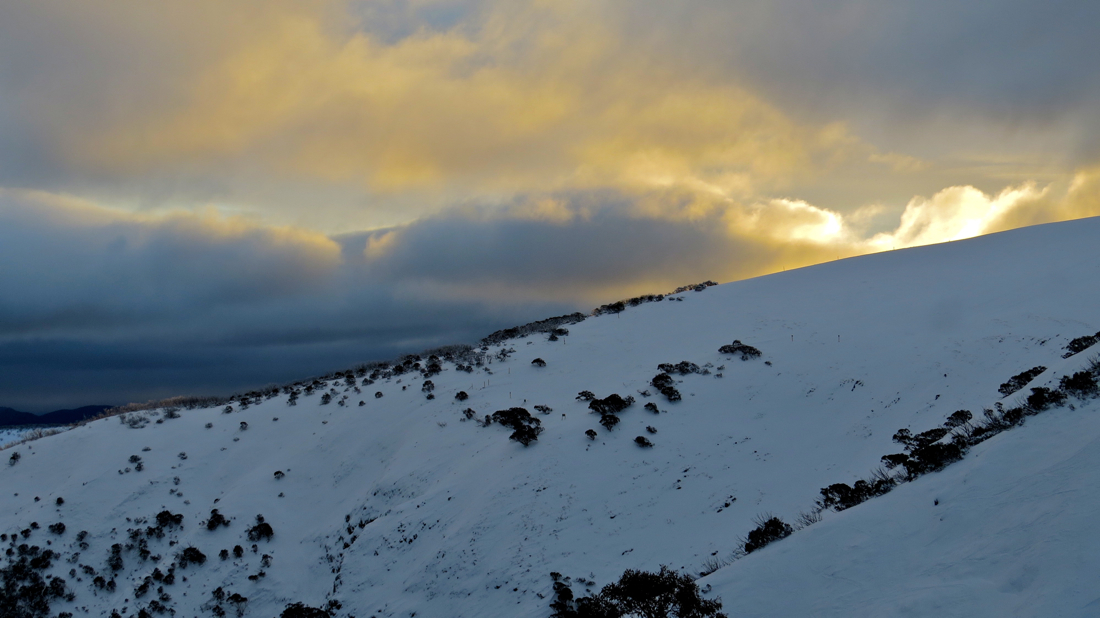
<box><xmin>2</xmin><ymin>216</ymin><xmax>1098</xmax><ymax>618</ymax></box>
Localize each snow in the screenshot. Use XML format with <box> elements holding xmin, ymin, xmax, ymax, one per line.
<box><xmin>1</xmin><ymin>216</ymin><xmax>1098</xmax><ymax>618</ymax></box>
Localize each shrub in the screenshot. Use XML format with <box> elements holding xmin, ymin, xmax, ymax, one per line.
<box><xmin>239</xmin><ymin>421</ymin><xmax>248</xmax><ymax>431</ymax></box>
<box><xmin>588</xmin><ymin>394</ymin><xmax>634</xmax><ymax>416</ymax></box>
<box><xmin>375</xmin><ymin>391</ymin><xmax>383</xmax><ymax>399</ymax></box>
<box><xmin>223</xmin><ymin>406</ymin><xmax>233</xmax><ymax>414</ymax></box>
<box><xmin>576</xmin><ymin>390</ymin><xmax>596</xmax><ymax>401</ymax></box>
<box><xmin>644</xmin><ymin>402</ymin><xmax>659</xmax><ymax>414</ymax></box>
<box><xmin>585</xmin><ymin>429</ymin><xmax>597</xmax><ymax>440</ymax></box>
<box><xmin>634</xmin><ymin>436</ymin><xmax>653</xmax><ymax>447</ymax></box>
<box><xmin>998</xmin><ymin>366</ymin><xmax>1047</xmax><ymax>396</ymax></box>
<box><xmin>565</xmin><ymin>565</ymin><xmax>726</xmax><ymax>618</ymax></box>
<box><xmin>1025</xmin><ymin>387</ymin><xmax>1067</xmax><ymax>413</ymax></box>
<box><xmin>281</xmin><ymin>603</ymin><xmax>332</xmax><ymax>618</ymax></box>
<box><xmin>205</xmin><ymin>509</ymin><xmax>230</xmax><ymax>531</ymax></box>
<box><xmin>48</xmin><ymin>523</ymin><xmax>65</xmax><ymax>535</ymax></box>
<box><xmin>534</xmin><ymin>404</ymin><xmax>553</xmax><ymax>414</ymax></box>
<box><xmin>1064</xmin><ymin>331</ymin><xmax>1100</xmax><ymax>358</ymax></box>
<box><xmin>902</xmin><ymin>443</ymin><xmax>964</xmax><ymax>478</ymax></box>
<box><xmin>819</xmin><ymin>475</ymin><xmax>895</xmax><ymax>511</ymax></box>
<box><xmin>718</xmin><ymin>340</ymin><xmax>762</xmax><ymax>360</ymax></box>
<box><xmin>656</xmin><ymin>361</ymin><xmax>700</xmax><ymax>375</ymax></box>
<box><xmin>1061</xmin><ymin>370</ymin><xmax>1099</xmax><ymax>398</ymax></box>
<box><xmin>462</xmin><ymin>408</ymin><xmax>477</xmax><ymax>420</ymax></box>
<box><xmin>742</xmin><ymin>515</ymin><xmax>792</xmax><ymax>554</ymax></box>
<box><xmin>156</xmin><ymin>511</ymin><xmax>183</xmax><ymax>528</ymax></box>
<box><xmin>8</xmin><ymin>452</ymin><xmax>20</xmax><ymax>465</ymax></box>
<box><xmin>650</xmin><ymin>374</ymin><xmax>682</xmax><ymax>402</ymax></box>
<box><xmin>943</xmin><ymin>410</ymin><xmax>973</xmax><ymax>428</ymax></box>
<box><xmin>645</xmin><ymin>426</ymin><xmax>657</xmax><ymax>434</ymax></box>
<box><xmin>247</xmin><ymin>515</ymin><xmax>274</xmax><ymax>542</ymax></box>
<box><xmin>455</xmin><ymin>391</ymin><xmax>469</xmax><ymax>401</ymax></box>
<box><xmin>177</xmin><ymin>546</ymin><xmax>206</xmax><ymax>568</ymax></box>
<box><xmin>491</xmin><ymin>407</ymin><xmax>544</xmax><ymax>446</ymax></box>
<box><xmin>599</xmin><ymin>414</ymin><xmax>620</xmax><ymax>431</ymax></box>
<box><xmin>274</xmin><ymin>471</ymin><xmax>285</xmax><ymax>480</ymax></box>
<box><xmin>531</xmin><ymin>358</ymin><xmax>547</xmax><ymax>367</ymax></box>
<box><xmin>320</xmin><ymin>393</ymin><xmax>332</xmax><ymax>405</ymax></box>
<box><xmin>233</xmin><ymin>545</ymin><xmax>244</xmax><ymax>558</ymax></box>
<box><xmin>422</xmin><ymin>380</ymin><xmax>434</xmax><ymax>393</ymax></box>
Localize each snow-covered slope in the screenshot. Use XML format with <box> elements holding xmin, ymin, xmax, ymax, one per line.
<box><xmin>3</xmin><ymin>217</ymin><xmax>1099</xmax><ymax>618</ymax></box>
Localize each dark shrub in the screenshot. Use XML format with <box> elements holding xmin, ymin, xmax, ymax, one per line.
<box><xmin>892</xmin><ymin>427</ymin><xmax>950</xmax><ymax>452</ymax></box>
<box><xmin>281</xmin><ymin>603</ymin><xmax>332</xmax><ymax>618</ymax></box>
<box><xmin>1064</xmin><ymin>331</ymin><xmax>1100</xmax><ymax>358</ymax></box>
<box><xmin>998</xmin><ymin>366</ymin><xmax>1047</xmax><ymax>396</ymax></box>
<box><xmin>599</xmin><ymin>414</ymin><xmax>620</xmax><ymax>431</ymax></box>
<box><xmin>8</xmin><ymin>451</ymin><xmax>20</xmax><ymax>465</ymax></box>
<box><xmin>177</xmin><ymin>546</ymin><xmax>206</xmax><ymax>568</ymax></box>
<box><xmin>462</xmin><ymin>408</ymin><xmax>477</xmax><ymax>420</ymax></box>
<box><xmin>219</xmin><ymin>549</ymin><xmax>229</xmax><ymax>560</ymax></box>
<box><xmin>274</xmin><ymin>471</ymin><xmax>285</xmax><ymax>480</ymax></box>
<box><xmin>375</xmin><ymin>391</ymin><xmax>383</xmax><ymax>399</ymax></box>
<box><xmin>650</xmin><ymin>374</ymin><xmax>682</xmax><ymax>402</ymax></box>
<box><xmin>455</xmin><ymin>391</ymin><xmax>469</xmax><ymax>401</ymax></box>
<box><xmin>247</xmin><ymin>516</ymin><xmax>274</xmax><ymax>542</ymax></box>
<box><xmin>743</xmin><ymin>516</ymin><xmax>792</xmax><ymax>554</ymax></box>
<box><xmin>585</xmin><ymin>429</ymin><xmax>597</xmax><ymax>440</ymax></box>
<box><xmin>422</xmin><ymin>380</ymin><xmax>434</xmax><ymax>393</ymax></box>
<box><xmin>205</xmin><ymin>509</ymin><xmax>230</xmax><ymax>531</ymax></box>
<box><xmin>589</xmin><ymin>394</ymin><xmax>633</xmax><ymax>415</ymax></box>
<box><xmin>566</xmin><ymin>565</ymin><xmax>725</xmax><ymax>618</ymax></box>
<box><xmin>107</xmin><ymin>544</ymin><xmax>124</xmax><ymax>571</ymax></box>
<box><xmin>819</xmin><ymin>475</ymin><xmax>895</xmax><ymax>511</ymax></box>
<box><xmin>644</xmin><ymin>402</ymin><xmax>659</xmax><ymax>414</ymax></box>
<box><xmin>1025</xmin><ymin>387</ymin><xmax>1067</xmax><ymax>413</ymax></box>
<box><xmin>491</xmin><ymin>407</ymin><xmax>544</xmax><ymax>446</ymax></box>
<box><xmin>155</xmin><ymin>511</ymin><xmax>183</xmax><ymax>528</ymax></box>
<box><xmin>944</xmin><ymin>410</ymin><xmax>973</xmax><ymax>428</ymax></box>
<box><xmin>233</xmin><ymin>545</ymin><xmax>244</xmax><ymax>558</ymax></box>
<box><xmin>657</xmin><ymin>361</ymin><xmax>701</xmax><ymax>375</ymax></box>
<box><xmin>48</xmin><ymin>523</ymin><xmax>65</xmax><ymax>535</ymax></box>
<box><xmin>645</xmin><ymin>426</ymin><xmax>657</xmax><ymax>434</ymax></box>
<box><xmin>576</xmin><ymin>390</ymin><xmax>596</xmax><ymax>401</ymax></box>
<box><xmin>718</xmin><ymin>340</ymin><xmax>762</xmax><ymax>360</ymax></box>
<box><xmin>880</xmin><ymin>453</ymin><xmax>909</xmax><ymax>469</ymax></box>
<box><xmin>634</xmin><ymin>436</ymin><xmax>653</xmax><ymax>447</ymax></box>
<box><xmin>510</xmin><ymin>424</ymin><xmax>542</xmax><ymax>447</ymax></box>
<box><xmin>534</xmin><ymin>404</ymin><xmax>553</xmax><ymax>414</ymax></box>
<box><xmin>531</xmin><ymin>358</ymin><xmax>547</xmax><ymax>367</ymax></box>
<box><xmin>1061</xmin><ymin>370</ymin><xmax>1099</xmax><ymax>398</ymax></box>
<box><xmin>903</xmin><ymin>443</ymin><xmax>965</xmax><ymax>478</ymax></box>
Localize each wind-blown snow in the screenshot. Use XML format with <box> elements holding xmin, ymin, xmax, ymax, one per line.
<box><xmin>2</xmin><ymin>217</ymin><xmax>1098</xmax><ymax>618</ymax></box>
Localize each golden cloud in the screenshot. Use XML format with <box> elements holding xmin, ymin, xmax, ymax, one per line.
<box><xmin>41</xmin><ymin>0</ymin><xmax>848</xmax><ymax>206</ymax></box>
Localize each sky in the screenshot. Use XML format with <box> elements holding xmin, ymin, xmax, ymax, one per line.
<box><xmin>1</xmin><ymin>0</ymin><xmax>1098</xmax><ymax>412</ymax></box>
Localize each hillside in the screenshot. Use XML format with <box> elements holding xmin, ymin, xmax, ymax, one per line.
<box><xmin>2</xmin><ymin>217</ymin><xmax>1099</xmax><ymax>618</ymax></box>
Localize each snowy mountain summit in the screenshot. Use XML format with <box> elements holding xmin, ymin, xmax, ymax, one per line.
<box><xmin>4</xmin><ymin>217</ymin><xmax>1100</xmax><ymax>618</ymax></box>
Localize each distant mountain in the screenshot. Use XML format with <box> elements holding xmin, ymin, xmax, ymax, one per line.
<box><xmin>0</xmin><ymin>404</ymin><xmax>112</xmax><ymax>427</ymax></box>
